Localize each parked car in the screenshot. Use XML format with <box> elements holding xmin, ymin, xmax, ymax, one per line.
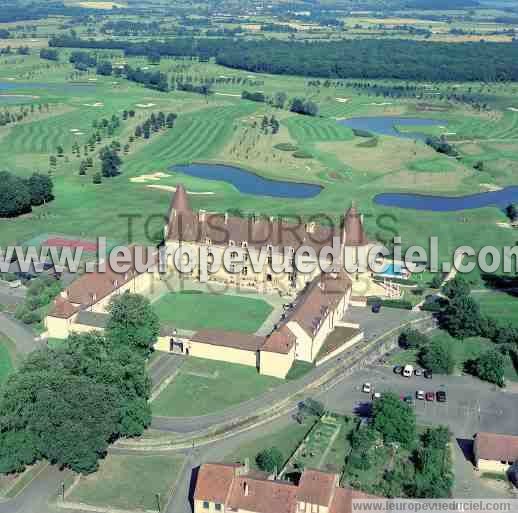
<box><xmin>416</xmin><ymin>390</ymin><xmax>425</xmax><ymax>400</ymax></box>
<box><xmin>424</xmin><ymin>369</ymin><xmax>433</xmax><ymax>379</ymax></box>
<box><xmin>414</xmin><ymin>368</ymin><xmax>423</xmax><ymax>377</ymax></box>
<box><xmin>425</xmin><ymin>392</ymin><xmax>435</xmax><ymax>401</ymax></box>
<box><xmin>436</xmin><ymin>390</ymin><xmax>447</xmax><ymax>403</ymax></box>
<box><xmin>402</xmin><ymin>365</ymin><xmax>414</xmax><ymax>378</ymax></box>
<box><xmin>371</xmin><ymin>302</ymin><xmax>382</xmax><ymax>313</ymax></box>
<box><xmin>362</xmin><ymin>383</ymin><xmax>372</xmax><ymax>393</ymax></box>
<box><xmin>403</xmin><ymin>394</ymin><xmax>414</xmax><ymax>406</ymax></box>
<box><xmin>393</xmin><ymin>365</ymin><xmax>403</xmax><ymax>375</ymax></box>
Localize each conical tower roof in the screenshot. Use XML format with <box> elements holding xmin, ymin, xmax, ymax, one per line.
<box><xmin>344</xmin><ymin>203</ymin><xmax>367</xmax><ymax>246</ymax></box>
<box><xmin>170</xmin><ymin>184</ymin><xmax>191</xmax><ymax>213</ymax></box>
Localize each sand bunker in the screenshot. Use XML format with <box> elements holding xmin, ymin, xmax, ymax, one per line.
<box><xmin>365</xmin><ymin>102</ymin><xmax>393</xmax><ymax>106</ymax></box>
<box><xmin>0</xmin><ymin>94</ymin><xmax>39</xmax><ymax>99</ymax></box>
<box><xmin>508</xmin><ymin>107</ymin><xmax>518</xmax><ymax>112</ymax></box>
<box><xmin>130</xmin><ymin>172</ymin><xmax>169</xmax><ymax>184</ymax></box>
<box><xmin>215</xmin><ymin>92</ymin><xmax>241</xmax><ymax>97</ymax></box>
<box><xmin>146</xmin><ymin>185</ymin><xmax>215</xmax><ymax>195</ymax></box>
<box><xmin>135</xmin><ymin>103</ymin><xmax>156</xmax><ymax>108</ymax></box>
<box><xmin>335</xmin><ymin>98</ymin><xmax>349</xmax><ymax>103</ymax></box>
<box><xmin>480</xmin><ymin>183</ymin><xmax>503</xmax><ymax>192</ymax></box>
<box><xmin>83</xmin><ymin>102</ymin><xmax>104</xmax><ymax>107</ymax></box>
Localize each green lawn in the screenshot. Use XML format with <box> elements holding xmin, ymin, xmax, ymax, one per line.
<box><xmin>223</xmin><ymin>416</ymin><xmax>317</xmax><ymax>471</ymax></box>
<box><xmin>152</xmin><ymin>290</ymin><xmax>272</xmax><ymax>333</ymax></box>
<box><xmin>67</xmin><ymin>454</ymin><xmax>185</xmax><ymax>511</ymax></box>
<box><xmin>151</xmin><ymin>357</ymin><xmax>281</xmax><ymax>417</ymax></box>
<box><xmin>0</xmin><ymin>335</ymin><xmax>16</xmax><ymax>387</ymax></box>
<box><xmin>475</xmin><ymin>291</ymin><xmax>518</xmax><ymax>328</ymax></box>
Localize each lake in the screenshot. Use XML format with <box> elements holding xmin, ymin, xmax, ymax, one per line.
<box><xmin>171</xmin><ymin>163</ymin><xmax>322</xmax><ymax>199</ymax></box>
<box><xmin>375</xmin><ymin>187</ymin><xmax>518</xmax><ymax>211</ymax></box>
<box><xmin>338</xmin><ymin>116</ymin><xmax>448</xmax><ymax>141</ymax></box>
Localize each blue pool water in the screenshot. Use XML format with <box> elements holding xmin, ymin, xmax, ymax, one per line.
<box><xmin>171</xmin><ymin>163</ymin><xmax>322</xmax><ymax>199</ymax></box>
<box><xmin>338</xmin><ymin>116</ymin><xmax>448</xmax><ymax>141</ymax></box>
<box><xmin>377</xmin><ymin>263</ymin><xmax>403</xmax><ymax>278</ymax></box>
<box><xmin>375</xmin><ymin>187</ymin><xmax>518</xmax><ymax>212</ymax></box>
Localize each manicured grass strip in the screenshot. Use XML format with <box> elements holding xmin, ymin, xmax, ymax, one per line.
<box><xmin>475</xmin><ymin>291</ymin><xmax>518</xmax><ymax>328</ymax></box>
<box><xmin>152</xmin><ymin>291</ymin><xmax>272</xmax><ymax>333</ymax></box>
<box><xmin>67</xmin><ymin>454</ymin><xmax>185</xmax><ymax>511</ymax></box>
<box><xmin>152</xmin><ymin>357</ymin><xmax>281</xmax><ymax>417</ymax></box>
<box><xmin>1</xmin><ymin>462</ymin><xmax>48</xmax><ymax>499</ymax></box>
<box><xmin>286</xmin><ymin>360</ymin><xmax>314</xmax><ymax>381</ymax></box>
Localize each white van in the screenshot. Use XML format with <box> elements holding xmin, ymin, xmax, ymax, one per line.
<box><xmin>402</xmin><ymin>365</ymin><xmax>414</xmax><ymax>378</ymax></box>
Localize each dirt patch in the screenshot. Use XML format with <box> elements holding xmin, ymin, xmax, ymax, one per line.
<box><xmin>146</xmin><ymin>184</ymin><xmax>215</xmax><ymax>195</ymax></box>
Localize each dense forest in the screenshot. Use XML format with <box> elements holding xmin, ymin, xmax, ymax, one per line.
<box><xmin>50</xmin><ymin>36</ymin><xmax>518</xmax><ymax>82</ymax></box>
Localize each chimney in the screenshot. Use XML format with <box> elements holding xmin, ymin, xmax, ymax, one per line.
<box><xmin>198</xmin><ymin>209</ymin><xmax>206</xmax><ymax>222</ymax></box>
<box><xmin>305</xmin><ymin>221</ymin><xmax>316</xmax><ymax>233</ymax></box>
<box><xmin>224</xmin><ymin>212</ymin><xmax>229</xmax><ymax>224</ymax></box>
<box><xmin>244</xmin><ymin>457</ymin><xmax>250</xmax><ymax>474</ymax></box>
<box><xmin>243</xmin><ymin>481</ymin><xmax>249</xmax><ymax>497</ymax></box>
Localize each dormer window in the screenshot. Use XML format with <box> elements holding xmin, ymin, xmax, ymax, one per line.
<box><xmin>229</xmin><ymin>240</ymin><xmax>235</xmax><ymax>246</ymax></box>
<box><xmin>205</xmin><ymin>238</ymin><xmax>212</xmax><ymax>246</ymax></box>
<box><xmin>241</xmin><ymin>241</ymin><xmax>248</xmax><ymax>248</ymax></box>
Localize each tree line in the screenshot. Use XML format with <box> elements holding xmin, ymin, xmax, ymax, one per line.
<box><xmin>49</xmin><ymin>36</ymin><xmax>518</xmax><ymax>82</ymax></box>
<box><xmin>0</xmin><ymin>171</ymin><xmax>54</xmax><ymax>218</ymax></box>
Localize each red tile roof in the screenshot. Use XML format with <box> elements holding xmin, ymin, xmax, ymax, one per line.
<box><xmin>48</xmin><ymin>245</ymin><xmax>156</xmax><ymax>319</ymax></box>
<box><xmin>288</xmin><ymin>271</ymin><xmax>351</xmax><ymax>337</ymax></box>
<box><xmin>194</xmin><ymin>464</ymin><xmax>379</xmax><ymax>513</ymax></box>
<box><xmin>296</xmin><ymin>469</ymin><xmax>338</xmax><ymax>507</ymax></box>
<box><xmin>262</xmin><ymin>325</ymin><xmax>296</xmax><ymax>354</ymax></box>
<box><xmin>191</xmin><ymin>329</ymin><xmax>265</xmax><ymax>352</ymax></box>
<box><xmin>330</xmin><ymin>487</ymin><xmax>381</xmax><ymax>513</ymax></box>
<box><xmin>227</xmin><ymin>476</ymin><xmax>298</xmax><ymax>513</ymax></box>
<box><xmin>475</xmin><ymin>432</ymin><xmax>518</xmax><ymax>462</ymax></box>
<box><xmin>194</xmin><ymin>463</ymin><xmax>238</xmax><ymax>504</ymax></box>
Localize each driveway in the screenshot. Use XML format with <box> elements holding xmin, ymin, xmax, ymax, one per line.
<box><xmin>0</xmin><ymin>313</ymin><xmax>39</xmax><ymax>355</ymax></box>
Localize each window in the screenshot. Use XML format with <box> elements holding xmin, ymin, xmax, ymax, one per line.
<box><xmin>242</xmin><ymin>267</ymin><xmax>248</xmax><ymax>276</ymax></box>
<box><xmin>205</xmin><ymin>238</ymin><xmax>212</xmax><ymax>246</ymax></box>
<box><xmin>215</xmin><ymin>504</ymin><xmax>222</xmax><ymax>511</ymax></box>
<box><xmin>241</xmin><ymin>241</ymin><xmax>248</xmax><ymax>248</ymax></box>
<box><xmin>229</xmin><ymin>240</ymin><xmax>235</xmax><ymax>246</ymax></box>
<box><xmin>203</xmin><ymin>501</ymin><xmax>210</xmax><ymax>509</ymax></box>
<box><xmin>231</xmin><ymin>251</ymin><xmax>238</xmax><ymax>258</ymax></box>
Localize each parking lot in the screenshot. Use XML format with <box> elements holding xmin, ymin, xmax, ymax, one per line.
<box><xmin>318</xmin><ymin>365</ymin><xmax>518</xmax><ymax>439</ymax></box>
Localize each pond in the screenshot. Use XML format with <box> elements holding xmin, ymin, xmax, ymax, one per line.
<box><xmin>338</xmin><ymin>116</ymin><xmax>448</xmax><ymax>141</ymax></box>
<box><xmin>374</xmin><ymin>187</ymin><xmax>518</xmax><ymax>211</ymax></box>
<box><xmin>170</xmin><ymin>163</ymin><xmax>322</xmax><ymax>199</ymax></box>
<box><xmin>0</xmin><ymin>81</ymin><xmax>98</xmax><ymax>94</ymax></box>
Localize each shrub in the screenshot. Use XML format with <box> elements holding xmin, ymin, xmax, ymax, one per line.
<box><xmin>274</xmin><ymin>143</ymin><xmax>298</xmax><ymax>151</ymax></box>
<box><xmin>399</xmin><ymin>329</ymin><xmax>429</xmax><ymax>349</ymax></box>
<box><xmin>419</xmin><ymin>337</ymin><xmax>455</xmax><ymax>374</ymax></box>
<box><xmin>292</xmin><ymin>150</ymin><xmax>313</xmax><ymax>159</ymax></box>
<box><xmin>256</xmin><ymin>447</ymin><xmax>284</xmax><ymax>473</ymax></box>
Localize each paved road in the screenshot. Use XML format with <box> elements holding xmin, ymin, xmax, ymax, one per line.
<box><xmin>0</xmin><ymin>464</ymin><xmax>74</xmax><ymax>513</ymax></box>
<box><xmin>163</xmin><ymin>363</ymin><xmax>518</xmax><ymax>513</ymax></box>
<box><xmin>0</xmin><ymin>313</ymin><xmax>40</xmax><ymax>355</ymax></box>
<box><xmin>149</xmin><ymin>352</ymin><xmax>186</xmax><ymax>389</ymax></box>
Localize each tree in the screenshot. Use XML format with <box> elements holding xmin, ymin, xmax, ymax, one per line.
<box><xmin>256</xmin><ymin>447</ymin><xmax>283</xmax><ymax>474</ymax></box>
<box><xmin>96</xmin><ymin>61</ymin><xmax>113</xmax><ymax>76</ymax></box>
<box><xmin>0</xmin><ymin>171</ymin><xmax>32</xmax><ymax>217</ymax></box>
<box><xmin>441</xmin><ymin>294</ymin><xmax>481</xmax><ymax>339</ymax></box>
<box><xmin>372</xmin><ymin>392</ymin><xmax>417</xmax><ymax>449</ymax></box>
<box><xmin>0</xmin><ymin>332</ymin><xmax>151</xmax><ymax>474</ymax></box>
<box><xmin>273</xmin><ymin>91</ymin><xmax>287</xmax><ymax>109</ymax></box>
<box><xmin>399</xmin><ymin>328</ymin><xmax>429</xmax><ymax>349</ymax></box>
<box><xmin>106</xmin><ymin>292</ymin><xmax>160</xmax><ymax>356</ymax></box>
<box><xmin>26</xmin><ymin>173</ymin><xmax>54</xmax><ymax>205</ymax></box>
<box><xmin>100</xmin><ymin>146</ymin><xmax>122</xmax><ymax>177</ymax></box>
<box><xmin>442</xmin><ymin>276</ymin><xmax>470</xmax><ymax>299</ymax></box>
<box><xmin>475</xmin><ymin>349</ymin><xmax>506</xmax><ymax>387</ymax></box>
<box><xmin>419</xmin><ymin>336</ymin><xmax>456</xmax><ymax>374</ymax></box>
<box><xmin>505</xmin><ymin>204</ymin><xmax>518</xmax><ymax>223</ymax></box>
<box><xmin>92</xmin><ymin>172</ymin><xmax>102</xmax><ymax>184</ymax></box>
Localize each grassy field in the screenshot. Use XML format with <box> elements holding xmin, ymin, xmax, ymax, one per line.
<box><xmin>151</xmin><ymin>357</ymin><xmax>281</xmax><ymax>417</ymax></box>
<box><xmin>67</xmin><ymin>454</ymin><xmax>184</xmax><ymax>511</ymax></box>
<box><xmin>223</xmin><ymin>416</ymin><xmax>317</xmax><ymax>470</ymax></box>
<box><xmin>474</xmin><ymin>291</ymin><xmax>518</xmax><ymax>328</ymax></box>
<box><xmin>1</xmin><ymin>56</ymin><xmax>518</xmax><ymax>267</ymax></box>
<box><xmin>152</xmin><ymin>290</ymin><xmax>272</xmax><ymax>333</ymax></box>
<box><xmin>0</xmin><ymin>335</ymin><xmax>16</xmax><ymax>387</ymax></box>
